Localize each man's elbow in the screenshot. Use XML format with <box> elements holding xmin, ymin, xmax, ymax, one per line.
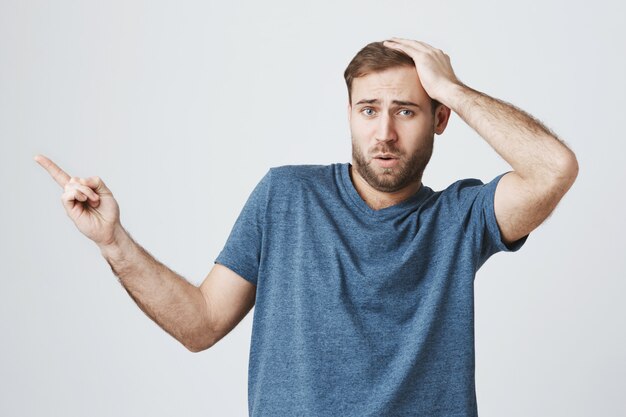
<box><xmin>181</xmin><ymin>330</ymin><xmax>216</xmax><ymax>353</ymax></box>
<box><xmin>564</xmin><ymin>154</ymin><xmax>579</xmax><ymax>185</ymax></box>
<box><xmin>183</xmin><ymin>338</ymin><xmax>213</xmax><ymax>353</ymax></box>
<box><xmin>186</xmin><ymin>344</ymin><xmax>209</xmax><ymax>353</ymax></box>
<box><xmin>552</xmin><ymin>150</ymin><xmax>579</xmax><ymax>190</ymax></box>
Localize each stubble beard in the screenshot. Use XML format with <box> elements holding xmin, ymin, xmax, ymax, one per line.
<box><xmin>351</xmin><ymin>130</ymin><xmax>435</xmax><ymax>193</ymax></box>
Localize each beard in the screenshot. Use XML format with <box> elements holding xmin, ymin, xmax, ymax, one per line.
<box><xmin>351</xmin><ymin>129</ymin><xmax>434</xmax><ymax>193</ymax></box>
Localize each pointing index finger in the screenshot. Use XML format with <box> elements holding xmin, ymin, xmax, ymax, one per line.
<box><xmin>33</xmin><ymin>154</ymin><xmax>71</xmax><ymax>188</ymax></box>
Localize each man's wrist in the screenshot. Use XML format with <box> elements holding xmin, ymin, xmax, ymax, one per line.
<box><xmin>98</xmin><ymin>224</ymin><xmax>131</xmax><ymax>258</ymax></box>
<box><xmin>436</xmin><ymin>81</ymin><xmax>470</xmax><ymax>111</ymax></box>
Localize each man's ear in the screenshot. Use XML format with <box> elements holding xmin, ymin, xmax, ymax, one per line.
<box><xmin>347</xmin><ymin>102</ymin><xmax>351</xmax><ymax>122</ymax></box>
<box><xmin>434</xmin><ymin>104</ymin><xmax>452</xmax><ymax>135</ymax></box>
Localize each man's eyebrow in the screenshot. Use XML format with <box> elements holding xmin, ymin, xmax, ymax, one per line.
<box><xmin>354</xmin><ymin>99</ymin><xmax>421</xmax><ymax>108</ymax></box>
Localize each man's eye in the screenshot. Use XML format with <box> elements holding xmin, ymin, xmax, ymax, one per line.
<box><xmin>361</xmin><ymin>108</ymin><xmax>375</xmax><ymax>116</ymax></box>
<box><xmin>399</xmin><ymin>109</ymin><xmax>414</xmax><ymax>116</ymax></box>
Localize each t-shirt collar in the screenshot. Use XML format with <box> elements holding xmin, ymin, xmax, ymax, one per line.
<box><xmin>339</xmin><ymin>162</ymin><xmax>432</xmax><ymax>219</ymax></box>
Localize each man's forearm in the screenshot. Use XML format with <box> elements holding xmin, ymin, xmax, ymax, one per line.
<box><xmin>441</xmin><ymin>82</ymin><xmax>578</xmax><ymax>185</ymax></box>
<box><xmin>99</xmin><ymin>225</ymin><xmax>213</xmax><ymax>352</ymax></box>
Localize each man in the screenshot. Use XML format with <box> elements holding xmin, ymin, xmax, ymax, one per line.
<box><xmin>35</xmin><ymin>38</ymin><xmax>578</xmax><ymax>416</ymax></box>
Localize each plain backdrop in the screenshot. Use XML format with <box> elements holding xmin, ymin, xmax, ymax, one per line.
<box><xmin>1</xmin><ymin>0</ymin><xmax>624</xmax><ymax>416</ymax></box>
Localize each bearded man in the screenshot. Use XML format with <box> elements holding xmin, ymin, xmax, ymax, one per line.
<box><xmin>36</xmin><ymin>37</ymin><xmax>578</xmax><ymax>417</ymax></box>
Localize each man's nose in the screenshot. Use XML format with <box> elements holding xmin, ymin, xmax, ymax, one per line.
<box><xmin>375</xmin><ymin>113</ymin><xmax>397</xmax><ymax>142</ymax></box>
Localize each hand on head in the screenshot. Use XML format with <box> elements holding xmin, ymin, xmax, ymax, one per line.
<box><xmin>383</xmin><ymin>37</ymin><xmax>461</xmax><ymax>103</ymax></box>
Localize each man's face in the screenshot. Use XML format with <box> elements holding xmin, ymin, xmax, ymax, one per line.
<box><xmin>348</xmin><ymin>65</ymin><xmax>438</xmax><ymax>193</ymax></box>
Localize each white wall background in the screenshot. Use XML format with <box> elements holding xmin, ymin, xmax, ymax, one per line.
<box><xmin>1</xmin><ymin>0</ymin><xmax>624</xmax><ymax>416</ymax></box>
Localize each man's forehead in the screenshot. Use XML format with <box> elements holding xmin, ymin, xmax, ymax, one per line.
<box><xmin>351</xmin><ymin>67</ymin><xmax>426</xmax><ymax>104</ymax></box>
<box><xmin>351</xmin><ymin>88</ymin><xmax>424</xmax><ymax>107</ymax></box>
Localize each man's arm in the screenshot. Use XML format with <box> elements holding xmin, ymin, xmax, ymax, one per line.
<box><xmin>34</xmin><ymin>154</ymin><xmax>255</xmax><ymax>353</ymax></box>
<box><xmin>441</xmin><ymin>83</ymin><xmax>579</xmax><ymax>245</ymax></box>
<box><xmin>100</xmin><ymin>224</ymin><xmax>256</xmax><ymax>352</ymax></box>
<box><xmin>383</xmin><ymin>38</ymin><xmax>579</xmax><ymax>245</ymax></box>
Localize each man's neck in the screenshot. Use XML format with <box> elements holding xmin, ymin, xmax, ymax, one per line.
<box><xmin>348</xmin><ymin>164</ymin><xmax>423</xmax><ymax>211</ymax></box>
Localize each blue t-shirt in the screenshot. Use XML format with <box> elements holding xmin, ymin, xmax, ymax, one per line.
<box><xmin>215</xmin><ymin>162</ymin><xmax>528</xmax><ymax>417</ymax></box>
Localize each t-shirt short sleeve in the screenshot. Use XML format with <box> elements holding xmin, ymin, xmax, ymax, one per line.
<box><xmin>214</xmin><ymin>169</ymin><xmax>272</xmax><ymax>286</ymax></box>
<box><xmin>453</xmin><ymin>171</ymin><xmax>529</xmax><ymax>269</ymax></box>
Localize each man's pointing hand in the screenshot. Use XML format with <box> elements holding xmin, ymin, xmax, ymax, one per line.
<box><xmin>34</xmin><ymin>154</ymin><xmax>121</xmax><ymax>247</ymax></box>
<box><xmin>383</xmin><ymin>37</ymin><xmax>462</xmax><ymax>103</ymax></box>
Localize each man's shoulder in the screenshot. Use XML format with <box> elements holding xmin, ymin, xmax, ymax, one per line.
<box><xmin>267</xmin><ymin>163</ymin><xmax>341</xmax><ymax>185</ymax></box>
<box><xmin>425</xmin><ymin>175</ymin><xmax>507</xmax><ymax>222</ymax></box>
<box><xmin>420</xmin><ymin>177</ymin><xmax>488</xmax><ymax>216</ymax></box>
<box><xmin>269</xmin><ymin>163</ymin><xmax>338</xmax><ymax>175</ymax></box>
<box><xmin>440</xmin><ymin>174</ymin><xmax>511</xmax><ymax>202</ymax></box>
<box><xmin>425</xmin><ymin>177</ymin><xmax>485</xmax><ymax>203</ymax></box>
<box><xmin>442</xmin><ymin>177</ymin><xmax>485</xmax><ymax>193</ymax></box>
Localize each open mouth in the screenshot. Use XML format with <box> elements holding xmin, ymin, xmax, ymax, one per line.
<box><xmin>374</xmin><ymin>154</ymin><xmax>399</xmax><ymax>160</ymax></box>
<box><xmin>373</xmin><ymin>155</ymin><xmax>400</xmax><ymax>167</ymax></box>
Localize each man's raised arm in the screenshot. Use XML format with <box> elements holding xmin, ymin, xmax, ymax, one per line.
<box><xmin>384</xmin><ymin>38</ymin><xmax>579</xmax><ymax>244</ymax></box>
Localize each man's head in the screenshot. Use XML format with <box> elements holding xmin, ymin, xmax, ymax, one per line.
<box><xmin>344</xmin><ymin>41</ymin><xmax>451</xmax><ymax>194</ymax></box>
<box><xmin>344</xmin><ymin>41</ymin><xmax>442</xmax><ymax>115</ymax></box>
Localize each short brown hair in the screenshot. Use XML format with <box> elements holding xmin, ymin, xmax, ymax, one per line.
<box><xmin>344</xmin><ymin>41</ymin><xmax>441</xmax><ymax>115</ymax></box>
